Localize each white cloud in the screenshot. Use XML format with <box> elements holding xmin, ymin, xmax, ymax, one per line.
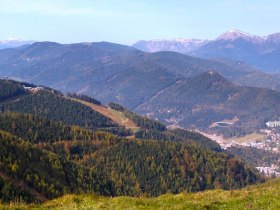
<box><xmin>0</xmin><ymin>0</ymin><xmax>111</xmax><ymax>17</ymax></box>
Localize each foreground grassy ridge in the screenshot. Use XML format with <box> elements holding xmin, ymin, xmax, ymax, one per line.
<box><xmin>2</xmin><ymin>178</ymin><xmax>280</xmax><ymax>210</ymax></box>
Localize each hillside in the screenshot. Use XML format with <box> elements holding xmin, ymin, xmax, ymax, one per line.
<box><xmin>136</xmin><ymin>71</ymin><xmax>280</xmax><ymax>136</ymax></box>
<box><xmin>3</xmin><ymin>178</ymin><xmax>280</xmax><ymax>209</ymax></box>
<box><xmin>0</xmin><ymin>129</ymin><xmax>262</xmax><ymax>202</ymax></box>
<box><xmin>0</xmin><ymin>80</ymin><xmax>118</xmax><ymax>129</ymax></box>
<box><xmin>0</xmin><ymin>42</ymin><xmax>280</xmax><ymax>137</ymax></box>
<box><xmin>68</xmin><ymin>97</ymin><xmax>139</xmax><ymax>132</ymax></box>
<box><xmin>0</xmin><ymin>79</ymin><xmax>262</xmax><ymax>203</ymax></box>
<box><xmin>0</xmin><ymin>41</ymin><xmax>280</xmax><ymax>107</ymax></box>
<box><xmin>2</xmin><ymin>66</ymin><xmax>280</xmax><ymax>138</ymax></box>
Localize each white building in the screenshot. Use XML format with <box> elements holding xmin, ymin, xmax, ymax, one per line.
<box><xmin>266</xmin><ymin>121</ymin><xmax>280</xmax><ymax>128</ymax></box>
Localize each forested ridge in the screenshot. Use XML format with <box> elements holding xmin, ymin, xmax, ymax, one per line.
<box><xmin>0</xmin><ymin>113</ymin><xmax>260</xmax><ymax>201</ymax></box>
<box><xmin>135</xmin><ymin>128</ymin><xmax>221</xmax><ymax>152</ymax></box>
<box><xmin>0</xmin><ymin>127</ymin><xmax>261</xmax><ymax>202</ymax></box>
<box><xmin>0</xmin><ymin>79</ymin><xmax>26</xmax><ymax>101</ymax></box>
<box><xmin>55</xmin><ymin>138</ymin><xmax>260</xmax><ymax>195</ymax></box>
<box><xmin>67</xmin><ymin>93</ymin><xmax>102</xmax><ymax>105</ymax></box>
<box><xmin>0</xmin><ymin>79</ymin><xmax>263</xmax><ymax>203</ymax></box>
<box><xmin>0</xmin><ymin>90</ymin><xmax>117</xmax><ymax>129</ymax></box>
<box><xmin>0</xmin><ymin>130</ymin><xmax>114</xmax><ymax>202</ymax></box>
<box><xmin>0</xmin><ymin>112</ymin><xmax>108</xmax><ymax>143</ymax></box>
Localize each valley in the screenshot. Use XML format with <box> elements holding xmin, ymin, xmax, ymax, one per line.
<box><xmin>1</xmin><ymin>42</ymin><xmax>280</xmax><ymax>139</ymax></box>
<box><xmin>1</xmin><ymin>40</ymin><xmax>280</xmax><ymax>183</ymax></box>
<box><xmin>2</xmin><ymin>1</ymin><xmax>279</xmax><ymax>209</ymax></box>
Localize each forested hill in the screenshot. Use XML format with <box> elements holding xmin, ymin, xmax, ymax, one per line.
<box><xmin>0</xmin><ymin>79</ymin><xmax>263</xmax><ymax>203</ymax></box>
<box><xmin>136</xmin><ymin>71</ymin><xmax>280</xmax><ymax>137</ymax></box>
<box><xmin>0</xmin><ymin>79</ymin><xmax>26</xmax><ymax>101</ymax></box>
<box><xmin>0</xmin><ymin>79</ymin><xmax>117</xmax><ymax>129</ymax></box>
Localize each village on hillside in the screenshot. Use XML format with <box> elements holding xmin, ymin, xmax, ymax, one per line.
<box><xmin>200</xmin><ymin>120</ymin><xmax>280</xmax><ymax>177</ymax></box>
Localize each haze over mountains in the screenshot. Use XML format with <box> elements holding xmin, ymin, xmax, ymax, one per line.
<box><xmin>0</xmin><ymin>30</ymin><xmax>280</xmax><ymax>136</ymax></box>
<box><xmin>0</xmin><ymin>39</ymin><xmax>34</xmax><ymax>49</ymax></box>
<box><xmin>2</xmin><ymin>0</ymin><xmax>280</xmax><ymax>207</ymax></box>
<box><xmin>1</xmin><ymin>31</ymin><xmax>280</xmax><ymax>209</ymax></box>
<box><xmin>133</xmin><ymin>30</ymin><xmax>280</xmax><ymax>73</ymax></box>
<box><xmin>1</xmin><ymin>40</ymin><xmax>280</xmax><ymax>135</ymax></box>
<box><xmin>2</xmin><ymin>29</ymin><xmax>280</xmax><ymax>73</ymax></box>
<box><xmin>0</xmin><ymin>40</ymin><xmax>279</xmax><ymax>93</ymax></box>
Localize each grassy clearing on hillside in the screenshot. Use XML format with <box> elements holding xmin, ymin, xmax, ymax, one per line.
<box><xmin>2</xmin><ymin>178</ymin><xmax>280</xmax><ymax>210</ymax></box>
<box><xmin>109</xmin><ymin>108</ymin><xmax>138</xmax><ymax>129</ymax></box>
<box><xmin>69</xmin><ymin>98</ymin><xmax>139</xmax><ymax>131</ymax></box>
<box><xmin>230</xmin><ymin>133</ymin><xmax>266</xmax><ymax>144</ymax></box>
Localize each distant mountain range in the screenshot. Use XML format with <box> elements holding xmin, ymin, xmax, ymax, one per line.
<box><xmin>0</xmin><ymin>41</ymin><xmax>278</xmax><ymax>89</ymax></box>
<box><xmin>0</xmin><ymin>41</ymin><xmax>280</xmax><ymax>135</ymax></box>
<box><xmin>1</xmin><ymin>41</ymin><xmax>280</xmax><ymax>101</ymax></box>
<box><xmin>133</xmin><ymin>38</ymin><xmax>209</xmax><ymax>54</ymax></box>
<box><xmin>133</xmin><ymin>30</ymin><xmax>280</xmax><ymax>73</ymax></box>
<box><xmin>0</xmin><ymin>39</ymin><xmax>34</xmax><ymax>49</ymax></box>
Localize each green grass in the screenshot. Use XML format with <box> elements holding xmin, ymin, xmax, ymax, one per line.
<box><xmin>108</xmin><ymin>108</ymin><xmax>127</xmax><ymax>121</ymax></box>
<box><xmin>1</xmin><ymin>178</ymin><xmax>280</xmax><ymax>210</ymax></box>
<box><xmin>107</xmin><ymin>108</ymin><xmax>140</xmax><ymax>132</ymax></box>
<box><xmin>70</xmin><ymin>97</ymin><xmax>139</xmax><ymax>131</ymax></box>
<box><xmin>229</xmin><ymin>133</ymin><xmax>266</xmax><ymax>144</ymax></box>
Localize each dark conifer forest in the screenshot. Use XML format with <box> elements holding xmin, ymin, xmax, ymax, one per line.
<box><xmin>0</xmin><ymin>80</ymin><xmax>262</xmax><ymax>202</ymax></box>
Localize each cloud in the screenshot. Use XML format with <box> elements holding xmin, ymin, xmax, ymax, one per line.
<box><xmin>0</xmin><ymin>0</ymin><xmax>111</xmax><ymax>17</ymax></box>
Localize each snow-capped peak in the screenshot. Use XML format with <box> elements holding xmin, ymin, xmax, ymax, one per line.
<box><xmin>171</xmin><ymin>38</ymin><xmax>205</xmax><ymax>43</ymax></box>
<box><xmin>132</xmin><ymin>38</ymin><xmax>209</xmax><ymax>53</ymax></box>
<box><xmin>146</xmin><ymin>38</ymin><xmax>205</xmax><ymax>43</ymax></box>
<box><xmin>216</xmin><ymin>29</ymin><xmax>262</xmax><ymax>42</ymax></box>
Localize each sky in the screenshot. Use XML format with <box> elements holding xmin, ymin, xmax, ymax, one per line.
<box><xmin>0</xmin><ymin>0</ymin><xmax>280</xmax><ymax>44</ymax></box>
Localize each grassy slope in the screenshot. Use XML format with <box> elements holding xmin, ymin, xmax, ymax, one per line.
<box><xmin>229</xmin><ymin>133</ymin><xmax>266</xmax><ymax>144</ymax></box>
<box><xmin>69</xmin><ymin>97</ymin><xmax>139</xmax><ymax>131</ymax></box>
<box><xmin>3</xmin><ymin>178</ymin><xmax>280</xmax><ymax>210</ymax></box>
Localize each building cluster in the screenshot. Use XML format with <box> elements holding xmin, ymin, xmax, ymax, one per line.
<box><xmin>23</xmin><ymin>85</ymin><xmax>44</xmax><ymax>92</ymax></box>
<box><xmin>256</xmin><ymin>166</ymin><xmax>280</xmax><ymax>176</ymax></box>
<box><xmin>266</xmin><ymin>120</ymin><xmax>280</xmax><ymax>128</ymax></box>
<box><xmin>203</xmin><ymin>126</ymin><xmax>280</xmax><ymax>177</ymax></box>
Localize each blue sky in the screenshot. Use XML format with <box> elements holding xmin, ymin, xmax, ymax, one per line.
<box><xmin>0</xmin><ymin>0</ymin><xmax>279</xmax><ymax>44</ymax></box>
